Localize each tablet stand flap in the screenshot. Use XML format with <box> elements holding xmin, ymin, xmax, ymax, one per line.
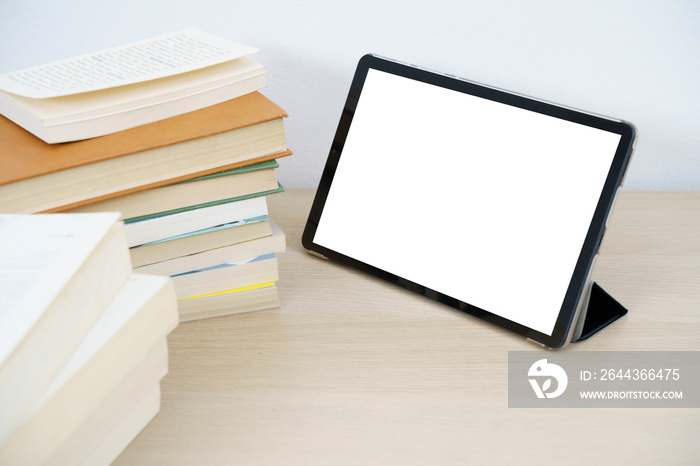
<box><xmin>573</xmin><ymin>282</ymin><xmax>628</xmax><ymax>343</ymax></box>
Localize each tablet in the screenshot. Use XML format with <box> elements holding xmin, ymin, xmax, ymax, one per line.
<box><xmin>302</xmin><ymin>54</ymin><xmax>636</xmax><ymax>349</ymax></box>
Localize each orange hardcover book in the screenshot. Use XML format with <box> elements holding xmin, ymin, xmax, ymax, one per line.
<box><xmin>0</xmin><ymin>92</ymin><xmax>290</xmax><ymax>214</ymax></box>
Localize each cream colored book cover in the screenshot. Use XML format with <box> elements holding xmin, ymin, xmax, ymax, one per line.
<box><xmin>0</xmin><ymin>213</ymin><xmax>131</xmax><ymax>448</ymax></box>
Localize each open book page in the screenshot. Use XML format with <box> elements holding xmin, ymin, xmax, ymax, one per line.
<box><xmin>0</xmin><ymin>213</ymin><xmax>120</xmax><ymax>366</ymax></box>
<box><xmin>0</xmin><ymin>29</ymin><xmax>259</xmax><ymax>99</ymax></box>
<box><xmin>5</xmin><ymin>56</ymin><xmax>264</xmax><ymax>122</ymax></box>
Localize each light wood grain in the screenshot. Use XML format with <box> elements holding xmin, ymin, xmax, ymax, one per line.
<box><xmin>115</xmin><ymin>190</ymin><xmax>700</xmax><ymax>465</ymax></box>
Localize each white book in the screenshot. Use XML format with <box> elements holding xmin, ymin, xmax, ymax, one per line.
<box><xmin>125</xmin><ymin>195</ymin><xmax>269</xmax><ymax>247</ymax></box>
<box><xmin>0</xmin><ymin>29</ymin><xmax>265</xmax><ymax>143</ymax></box>
<box><xmin>66</xmin><ymin>162</ymin><xmax>280</xmax><ymax>220</ymax></box>
<box><xmin>172</xmin><ymin>254</ymin><xmax>279</xmax><ymax>300</ymax></box>
<box><xmin>130</xmin><ymin>216</ymin><xmax>273</xmax><ymax>269</ymax></box>
<box><xmin>179</xmin><ymin>282</ymin><xmax>280</xmax><ymax>322</ymax></box>
<box><xmin>136</xmin><ymin>218</ymin><xmax>285</xmax><ymax>276</ymax></box>
<box><xmin>0</xmin><ymin>213</ymin><xmax>130</xmax><ymax>448</ymax></box>
<box><xmin>84</xmin><ymin>382</ymin><xmax>161</xmax><ymax>466</ymax></box>
<box><xmin>0</xmin><ymin>274</ymin><xmax>178</xmax><ymax>464</ymax></box>
<box><xmin>48</xmin><ymin>339</ymin><xmax>168</xmax><ymax>466</ymax></box>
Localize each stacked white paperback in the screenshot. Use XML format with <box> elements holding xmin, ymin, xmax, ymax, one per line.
<box><xmin>0</xmin><ymin>29</ymin><xmax>289</xmax><ymax>322</ymax></box>
<box><xmin>0</xmin><ymin>213</ymin><xmax>179</xmax><ymax>465</ymax></box>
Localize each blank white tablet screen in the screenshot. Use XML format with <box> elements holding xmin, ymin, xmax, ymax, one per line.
<box><xmin>313</xmin><ymin>69</ymin><xmax>621</xmax><ymax>336</ymax></box>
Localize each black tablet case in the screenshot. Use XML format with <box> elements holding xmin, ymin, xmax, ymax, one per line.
<box><xmin>573</xmin><ymin>282</ymin><xmax>628</xmax><ymax>342</ymax></box>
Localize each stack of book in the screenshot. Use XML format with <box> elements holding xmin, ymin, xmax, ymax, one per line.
<box><xmin>0</xmin><ymin>29</ymin><xmax>290</xmax><ymax>321</ymax></box>
<box><xmin>0</xmin><ymin>213</ymin><xmax>179</xmax><ymax>465</ymax></box>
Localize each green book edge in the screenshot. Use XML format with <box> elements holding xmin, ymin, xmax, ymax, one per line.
<box><xmin>125</xmin><ymin>183</ymin><xmax>285</xmax><ymax>224</ymax></box>
<box><xmin>174</xmin><ymin>160</ymin><xmax>280</xmax><ymax>185</ymax></box>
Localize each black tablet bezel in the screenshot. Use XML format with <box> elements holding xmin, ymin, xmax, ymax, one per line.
<box><xmin>302</xmin><ymin>54</ymin><xmax>636</xmax><ymax>349</ymax></box>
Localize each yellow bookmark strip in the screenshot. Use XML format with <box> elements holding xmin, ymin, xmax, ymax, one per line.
<box><xmin>178</xmin><ymin>282</ymin><xmax>275</xmax><ymax>301</ymax></box>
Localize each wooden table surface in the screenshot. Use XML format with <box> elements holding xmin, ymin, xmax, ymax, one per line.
<box><xmin>116</xmin><ymin>189</ymin><xmax>700</xmax><ymax>465</ymax></box>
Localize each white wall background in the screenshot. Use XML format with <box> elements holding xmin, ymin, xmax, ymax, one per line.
<box><xmin>1</xmin><ymin>0</ymin><xmax>698</xmax><ymax>190</ymax></box>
